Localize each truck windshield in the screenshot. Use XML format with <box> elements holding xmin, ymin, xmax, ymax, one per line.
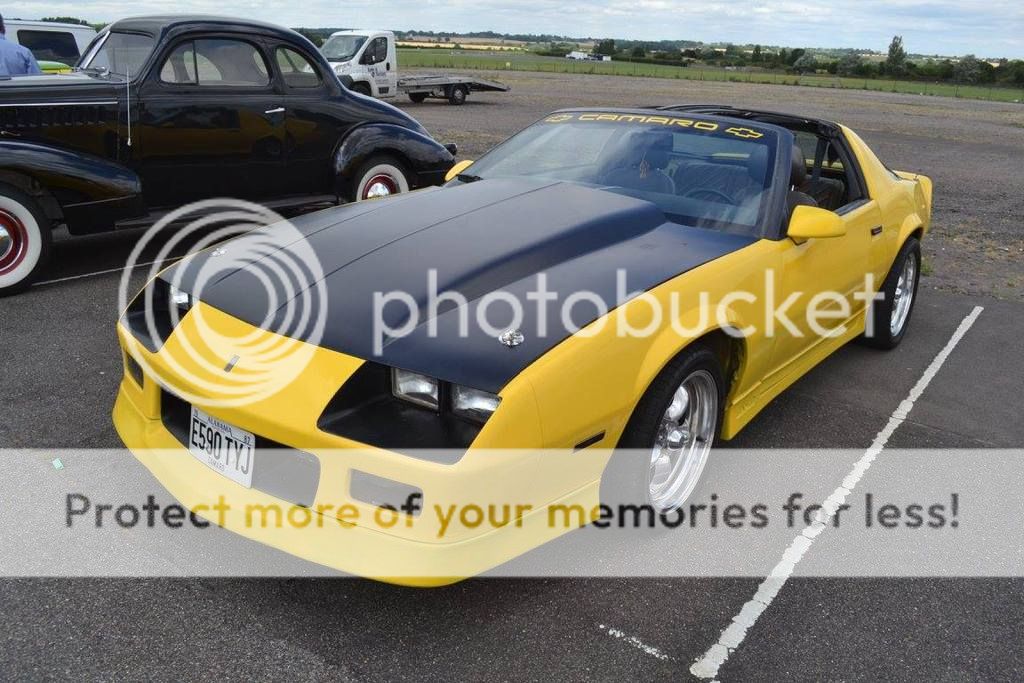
<box><xmin>462</xmin><ymin>113</ymin><xmax>780</xmax><ymax>237</ymax></box>
<box><xmin>80</xmin><ymin>32</ymin><xmax>155</xmax><ymax>77</ymax></box>
<box><xmin>322</xmin><ymin>35</ymin><xmax>366</xmax><ymax>62</ymax></box>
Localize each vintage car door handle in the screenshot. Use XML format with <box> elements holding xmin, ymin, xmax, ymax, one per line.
<box><xmin>871</xmin><ymin>226</ymin><xmax>883</xmax><ymax>236</ymax></box>
<box><xmin>264</xmin><ymin>107</ymin><xmax>286</xmax><ymax>115</ymax></box>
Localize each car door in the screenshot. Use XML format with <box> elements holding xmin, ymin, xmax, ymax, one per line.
<box><xmin>766</xmin><ymin>143</ymin><xmax>878</xmax><ymax>384</ymax></box>
<box><xmin>271</xmin><ymin>44</ymin><xmax>338</xmax><ymax>197</ymax></box>
<box><xmin>361</xmin><ymin>37</ymin><xmax>393</xmax><ymax>97</ymax></box>
<box><xmin>136</xmin><ymin>36</ymin><xmax>286</xmax><ymax>208</ymax></box>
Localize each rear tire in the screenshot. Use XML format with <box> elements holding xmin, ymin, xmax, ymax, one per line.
<box><xmin>600</xmin><ymin>346</ymin><xmax>726</xmax><ymax>514</ymax></box>
<box><xmin>862</xmin><ymin>237</ymin><xmax>921</xmax><ymax>349</ymax></box>
<box><xmin>0</xmin><ymin>184</ymin><xmax>52</xmax><ymax>296</ymax></box>
<box><xmin>408</xmin><ymin>93</ymin><xmax>428</xmax><ymax>103</ymax></box>
<box><xmin>347</xmin><ymin>156</ymin><xmax>411</xmax><ymax>202</ymax></box>
<box><xmin>351</xmin><ymin>82</ymin><xmax>372</xmax><ymax>97</ymax></box>
<box><xmin>447</xmin><ymin>85</ymin><xmax>467</xmax><ymax>106</ymax></box>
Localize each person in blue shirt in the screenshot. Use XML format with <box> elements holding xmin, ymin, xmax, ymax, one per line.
<box><xmin>0</xmin><ymin>14</ymin><xmax>43</xmax><ymax>76</ymax></box>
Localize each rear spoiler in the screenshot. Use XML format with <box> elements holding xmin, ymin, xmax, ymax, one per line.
<box><xmin>894</xmin><ymin>170</ymin><xmax>933</xmax><ymax>228</ymax></box>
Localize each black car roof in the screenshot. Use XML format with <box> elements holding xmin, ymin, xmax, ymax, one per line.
<box><xmin>650</xmin><ymin>104</ymin><xmax>842</xmax><ymax>137</ymax></box>
<box><xmin>107</xmin><ymin>15</ymin><xmax>301</xmax><ymax>41</ymax></box>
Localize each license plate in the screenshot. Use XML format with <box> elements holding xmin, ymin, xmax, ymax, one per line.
<box><xmin>187</xmin><ymin>406</ymin><xmax>255</xmax><ymax>488</ymax></box>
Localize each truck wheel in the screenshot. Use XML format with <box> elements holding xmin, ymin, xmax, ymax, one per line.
<box><xmin>447</xmin><ymin>85</ymin><xmax>467</xmax><ymax>106</ymax></box>
<box><xmin>0</xmin><ymin>184</ymin><xmax>52</xmax><ymax>296</ymax></box>
<box><xmin>408</xmin><ymin>93</ymin><xmax>428</xmax><ymax>103</ymax></box>
<box><xmin>351</xmin><ymin>82</ymin><xmax>372</xmax><ymax>97</ymax></box>
<box><xmin>349</xmin><ymin>156</ymin><xmax>411</xmax><ymax>202</ymax></box>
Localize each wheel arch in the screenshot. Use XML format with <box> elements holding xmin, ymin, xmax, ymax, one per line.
<box><xmin>332</xmin><ymin>122</ymin><xmax>454</xmax><ymax>196</ymax></box>
<box><xmin>0</xmin><ymin>171</ymin><xmax>62</xmax><ymax>227</ymax></box>
<box><xmin>621</xmin><ymin>327</ymin><xmax>747</xmax><ymax>445</ymax></box>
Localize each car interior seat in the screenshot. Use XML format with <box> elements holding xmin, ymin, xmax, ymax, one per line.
<box><xmin>602</xmin><ymin>132</ymin><xmax>676</xmax><ymax>194</ymax></box>
<box><xmin>672</xmin><ymin>144</ymin><xmax>769</xmax><ymax>204</ymax></box>
<box><xmin>787</xmin><ymin>144</ymin><xmax>819</xmax><ymax>217</ymax></box>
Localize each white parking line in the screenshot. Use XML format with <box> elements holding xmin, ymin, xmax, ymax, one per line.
<box><xmin>599</xmin><ymin>624</ymin><xmax>673</xmax><ymax>661</ymax></box>
<box><xmin>33</xmin><ymin>258</ymin><xmax>176</xmax><ymax>287</ymax></box>
<box><xmin>689</xmin><ymin>305</ymin><xmax>985</xmax><ymax>680</ymax></box>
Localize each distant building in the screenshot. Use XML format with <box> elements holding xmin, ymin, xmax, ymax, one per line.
<box><xmin>566</xmin><ymin>51</ymin><xmax>611</xmax><ymax>61</ymax></box>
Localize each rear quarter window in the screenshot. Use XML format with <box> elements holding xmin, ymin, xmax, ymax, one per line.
<box><xmin>16</xmin><ymin>30</ymin><xmax>80</xmax><ymax>64</ymax></box>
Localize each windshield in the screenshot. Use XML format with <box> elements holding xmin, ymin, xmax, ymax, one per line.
<box><xmin>80</xmin><ymin>32</ymin><xmax>156</xmax><ymax>77</ymax></box>
<box><xmin>321</xmin><ymin>35</ymin><xmax>366</xmax><ymax>62</ymax></box>
<box><xmin>462</xmin><ymin>113</ymin><xmax>779</xmax><ymax>236</ymax></box>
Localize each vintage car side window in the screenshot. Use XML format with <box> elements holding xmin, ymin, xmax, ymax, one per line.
<box><xmin>192</xmin><ymin>39</ymin><xmax>270</xmax><ymax>87</ymax></box>
<box><xmin>159</xmin><ymin>39</ymin><xmax>269</xmax><ymax>87</ymax></box>
<box><xmin>276</xmin><ymin>47</ymin><xmax>321</xmax><ymax>88</ymax></box>
<box><xmin>159</xmin><ymin>43</ymin><xmax>198</xmax><ymax>84</ymax></box>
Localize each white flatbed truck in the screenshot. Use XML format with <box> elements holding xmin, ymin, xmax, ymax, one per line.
<box><xmin>321</xmin><ymin>30</ymin><xmax>510</xmax><ymax>105</ymax></box>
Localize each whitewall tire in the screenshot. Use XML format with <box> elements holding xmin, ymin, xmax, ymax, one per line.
<box><xmin>0</xmin><ymin>186</ymin><xmax>51</xmax><ymax>295</ymax></box>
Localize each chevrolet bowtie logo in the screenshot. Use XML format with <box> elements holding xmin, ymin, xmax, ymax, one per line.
<box><xmin>545</xmin><ymin>114</ymin><xmax>573</xmax><ymax>123</ymax></box>
<box><xmin>725</xmin><ymin>127</ymin><xmax>764</xmax><ymax>139</ymax></box>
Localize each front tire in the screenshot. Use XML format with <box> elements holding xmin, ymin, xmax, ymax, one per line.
<box><xmin>863</xmin><ymin>237</ymin><xmax>921</xmax><ymax>349</ymax></box>
<box><xmin>601</xmin><ymin>346</ymin><xmax>726</xmax><ymax>513</ymax></box>
<box><xmin>351</xmin><ymin>82</ymin><xmax>372</xmax><ymax>97</ymax></box>
<box><xmin>0</xmin><ymin>184</ymin><xmax>52</xmax><ymax>296</ymax></box>
<box><xmin>408</xmin><ymin>93</ymin><xmax>428</xmax><ymax>103</ymax></box>
<box><xmin>347</xmin><ymin>156</ymin><xmax>411</xmax><ymax>202</ymax></box>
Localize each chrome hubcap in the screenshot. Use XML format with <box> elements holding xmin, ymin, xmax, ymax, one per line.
<box><xmin>362</xmin><ymin>174</ymin><xmax>398</xmax><ymax>199</ymax></box>
<box><xmin>890</xmin><ymin>252</ymin><xmax>917</xmax><ymax>336</ymax></box>
<box><xmin>649</xmin><ymin>369</ymin><xmax>718</xmax><ymax>511</ymax></box>
<box><xmin>0</xmin><ymin>224</ymin><xmax>11</xmax><ymax>261</ymax></box>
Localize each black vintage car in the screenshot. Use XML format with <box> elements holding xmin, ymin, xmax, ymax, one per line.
<box><xmin>0</xmin><ymin>15</ymin><xmax>456</xmax><ymax>294</ymax></box>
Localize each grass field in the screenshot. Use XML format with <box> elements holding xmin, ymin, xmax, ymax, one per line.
<box><xmin>398</xmin><ymin>48</ymin><xmax>1024</xmax><ymax>104</ymax></box>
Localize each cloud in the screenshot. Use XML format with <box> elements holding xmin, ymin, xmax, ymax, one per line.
<box><xmin>11</xmin><ymin>0</ymin><xmax>1024</xmax><ymax>57</ymax></box>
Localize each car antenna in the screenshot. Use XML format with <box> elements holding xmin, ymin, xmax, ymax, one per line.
<box><xmin>125</xmin><ymin>68</ymin><xmax>133</xmax><ymax>148</ymax></box>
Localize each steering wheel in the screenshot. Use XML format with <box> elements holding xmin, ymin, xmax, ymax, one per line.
<box><xmin>681</xmin><ymin>188</ymin><xmax>737</xmax><ymax>205</ymax></box>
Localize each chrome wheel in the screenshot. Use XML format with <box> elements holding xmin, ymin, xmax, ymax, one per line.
<box><xmin>890</xmin><ymin>251</ymin><xmax>918</xmax><ymax>337</ymax></box>
<box><xmin>355</xmin><ymin>160</ymin><xmax>410</xmax><ymax>202</ymax></box>
<box><xmin>363</xmin><ymin>174</ymin><xmax>398</xmax><ymax>199</ymax></box>
<box><xmin>649</xmin><ymin>369</ymin><xmax>718</xmax><ymax>511</ymax></box>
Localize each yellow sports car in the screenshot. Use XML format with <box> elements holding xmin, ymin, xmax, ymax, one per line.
<box><xmin>114</xmin><ymin>105</ymin><xmax>932</xmax><ymax>584</ymax></box>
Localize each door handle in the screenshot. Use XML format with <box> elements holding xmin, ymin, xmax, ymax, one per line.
<box><xmin>264</xmin><ymin>107</ymin><xmax>285</xmax><ymax>115</ymax></box>
<box><xmin>386</xmin><ymin>62</ymin><xmax>391</xmax><ymax>71</ymax></box>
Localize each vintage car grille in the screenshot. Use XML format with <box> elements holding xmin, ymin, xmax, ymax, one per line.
<box><xmin>160</xmin><ymin>390</ymin><xmax>321</xmax><ymax>507</ymax></box>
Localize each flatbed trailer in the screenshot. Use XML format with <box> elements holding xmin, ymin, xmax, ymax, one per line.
<box><xmin>398</xmin><ymin>74</ymin><xmax>510</xmax><ymax>105</ymax></box>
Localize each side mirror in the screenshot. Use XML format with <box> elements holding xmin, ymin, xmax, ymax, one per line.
<box><xmin>787</xmin><ymin>205</ymin><xmax>846</xmax><ymax>243</ymax></box>
<box><xmin>445</xmin><ymin>159</ymin><xmax>475</xmax><ymax>182</ymax></box>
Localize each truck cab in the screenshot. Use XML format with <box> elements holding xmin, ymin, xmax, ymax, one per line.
<box><xmin>321</xmin><ymin>30</ymin><xmax>398</xmax><ymax>99</ymax></box>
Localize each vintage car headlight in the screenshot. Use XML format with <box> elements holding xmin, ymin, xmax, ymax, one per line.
<box><xmin>452</xmin><ymin>385</ymin><xmax>501</xmax><ymax>424</ymax></box>
<box><xmin>168</xmin><ymin>283</ymin><xmax>192</xmax><ymax>312</ymax></box>
<box><xmin>392</xmin><ymin>369</ymin><xmax>440</xmax><ymax>410</ymax></box>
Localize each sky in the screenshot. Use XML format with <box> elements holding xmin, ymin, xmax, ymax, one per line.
<box><xmin>9</xmin><ymin>0</ymin><xmax>1024</xmax><ymax>58</ymax></box>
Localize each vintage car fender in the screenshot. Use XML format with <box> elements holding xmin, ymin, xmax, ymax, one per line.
<box><xmin>0</xmin><ymin>139</ymin><xmax>144</xmax><ymax>234</ymax></box>
<box><xmin>332</xmin><ymin>122</ymin><xmax>454</xmax><ymax>195</ymax></box>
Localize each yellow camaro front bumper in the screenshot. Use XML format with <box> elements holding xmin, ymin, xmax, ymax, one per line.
<box><xmin>112</xmin><ymin>304</ymin><xmax>603</xmax><ymax>586</ymax></box>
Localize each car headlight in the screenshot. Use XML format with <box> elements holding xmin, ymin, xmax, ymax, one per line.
<box><xmin>168</xmin><ymin>283</ymin><xmax>192</xmax><ymax>313</ymax></box>
<box><xmin>391</xmin><ymin>369</ymin><xmax>501</xmax><ymax>424</ymax></box>
<box><xmin>392</xmin><ymin>369</ymin><xmax>440</xmax><ymax>410</ymax></box>
<box><xmin>452</xmin><ymin>385</ymin><xmax>501</xmax><ymax>424</ymax></box>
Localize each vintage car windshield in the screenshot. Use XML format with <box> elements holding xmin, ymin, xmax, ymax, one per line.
<box><xmin>463</xmin><ymin>113</ymin><xmax>779</xmax><ymax>236</ymax></box>
<box><xmin>322</xmin><ymin>35</ymin><xmax>366</xmax><ymax>62</ymax></box>
<box><xmin>80</xmin><ymin>32</ymin><xmax>156</xmax><ymax>77</ymax></box>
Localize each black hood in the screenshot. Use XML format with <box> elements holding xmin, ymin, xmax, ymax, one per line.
<box><xmin>167</xmin><ymin>179</ymin><xmax>754</xmax><ymax>392</ymax></box>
